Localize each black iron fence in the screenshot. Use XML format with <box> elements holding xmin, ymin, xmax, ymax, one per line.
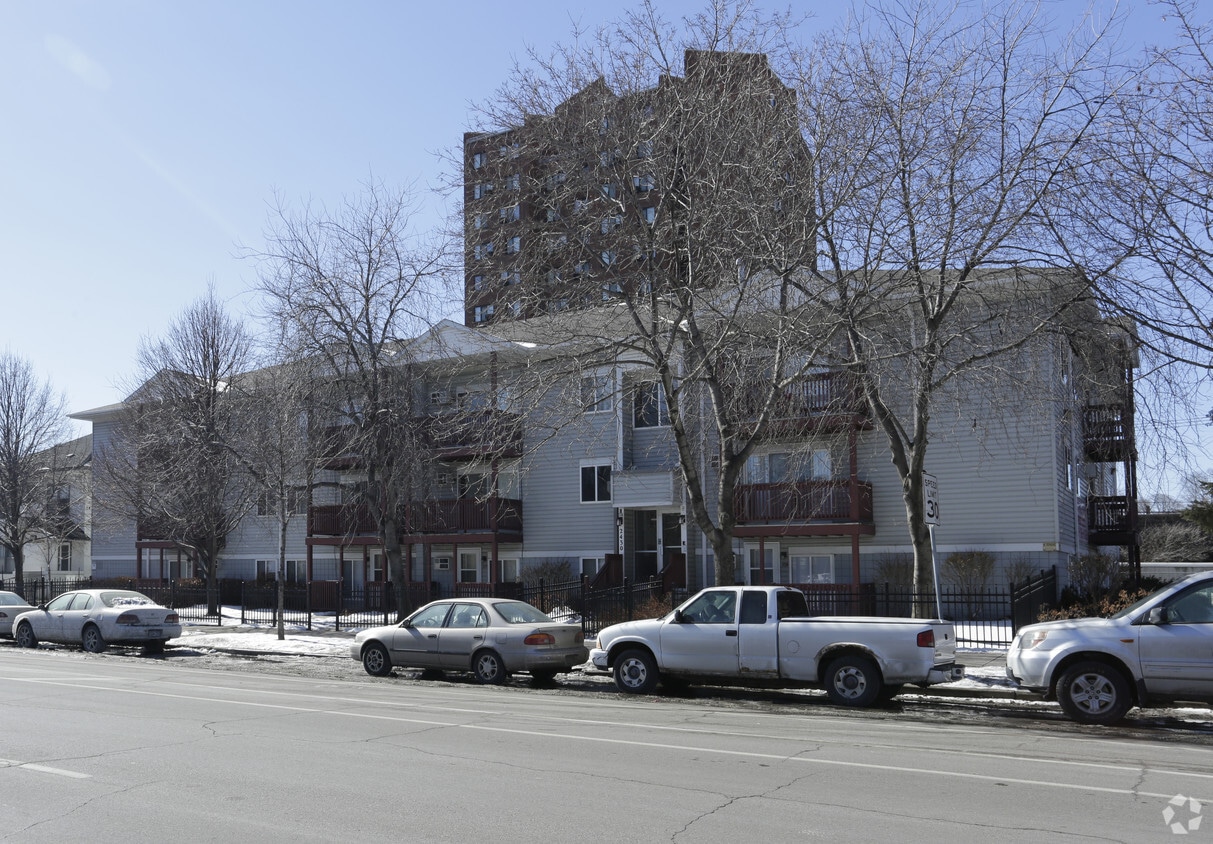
<box><xmin>1</xmin><ymin>569</ymin><xmax>1056</xmax><ymax>645</ymax></box>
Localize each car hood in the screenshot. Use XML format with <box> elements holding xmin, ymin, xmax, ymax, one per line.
<box><xmin>1016</xmin><ymin>616</ymin><xmax>1126</xmax><ymax>637</ymax></box>
<box><xmin>597</xmin><ymin>617</ymin><xmax>664</xmax><ymax>643</ymax></box>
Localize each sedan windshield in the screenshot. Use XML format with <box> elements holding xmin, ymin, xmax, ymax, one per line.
<box><xmin>492</xmin><ymin>601</ymin><xmax>554</xmax><ymax>624</ymax></box>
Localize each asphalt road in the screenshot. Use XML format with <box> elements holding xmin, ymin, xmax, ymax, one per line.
<box><xmin>2</xmin><ymin>647</ymin><xmax>1211</xmax><ymax>843</ymax></box>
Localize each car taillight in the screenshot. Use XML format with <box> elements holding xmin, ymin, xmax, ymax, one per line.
<box><xmin>916</xmin><ymin>630</ymin><xmax>935</xmax><ymax>648</ymax></box>
<box><xmin>524</xmin><ymin>633</ymin><xmax>555</xmax><ymax>645</ymax></box>
<box><xmin>116</xmin><ymin>612</ymin><xmax>140</xmax><ymax>625</ymax></box>
<box><xmin>165</xmin><ymin>612</ymin><xmax>179</xmax><ymax>624</ymax></box>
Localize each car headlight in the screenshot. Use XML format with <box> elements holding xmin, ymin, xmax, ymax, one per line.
<box><xmin>1021</xmin><ymin>630</ymin><xmax>1049</xmax><ymax>650</ymax></box>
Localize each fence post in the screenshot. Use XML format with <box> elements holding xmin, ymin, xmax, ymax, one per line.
<box><xmin>624</xmin><ymin>576</ymin><xmax>632</xmax><ymax>620</ymax></box>
<box><xmin>240</xmin><ymin>581</ymin><xmax>247</xmax><ymax>625</ymax></box>
<box><xmin>579</xmin><ymin>573</ymin><xmax>587</xmax><ymax>640</ymax></box>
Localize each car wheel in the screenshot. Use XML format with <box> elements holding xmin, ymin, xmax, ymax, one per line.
<box><xmin>613</xmin><ymin>648</ymin><xmax>659</xmax><ymax>694</ymax></box>
<box><xmin>824</xmin><ymin>654</ymin><xmax>882</xmax><ymax>707</ymax></box>
<box><xmin>15</xmin><ymin>621</ymin><xmax>37</xmax><ymax>649</ymax></box>
<box><xmin>82</xmin><ymin>624</ymin><xmax>107</xmax><ymax>654</ymax></box>
<box><xmin>472</xmin><ymin>650</ymin><xmax>507</xmax><ymax>684</ymax></box>
<box><xmin>361</xmin><ymin>642</ymin><xmax>392</xmax><ymax>677</ymax></box>
<box><xmin>144</xmin><ymin>640</ymin><xmax>166</xmax><ymax>655</ymax></box>
<box><xmin>1056</xmin><ymin>660</ymin><xmax>1132</xmax><ymax>724</ymax></box>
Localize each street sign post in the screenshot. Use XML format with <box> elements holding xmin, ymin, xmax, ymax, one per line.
<box><xmin>923</xmin><ymin>473</ymin><xmax>942</xmax><ymax>618</ymax></box>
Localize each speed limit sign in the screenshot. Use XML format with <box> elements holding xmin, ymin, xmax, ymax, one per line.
<box><xmin>923</xmin><ymin>473</ymin><xmax>939</xmax><ymax>525</ymax></box>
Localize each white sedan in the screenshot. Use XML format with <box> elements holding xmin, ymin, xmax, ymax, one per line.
<box><xmin>0</xmin><ymin>591</ymin><xmax>35</xmax><ymax>637</ymax></box>
<box><xmin>14</xmin><ymin>589</ymin><xmax>182</xmax><ymax>654</ymax></box>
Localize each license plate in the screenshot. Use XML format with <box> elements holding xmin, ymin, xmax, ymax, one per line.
<box><xmin>146</xmin><ymin>628</ymin><xmax>162</xmax><ymax>638</ymax></box>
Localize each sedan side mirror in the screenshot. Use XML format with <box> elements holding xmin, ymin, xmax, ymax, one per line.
<box><xmin>1144</xmin><ymin>607</ymin><xmax>1167</xmax><ymax>625</ymax></box>
<box><xmin>672</xmin><ymin>609</ymin><xmax>686</xmax><ymax>624</ymax></box>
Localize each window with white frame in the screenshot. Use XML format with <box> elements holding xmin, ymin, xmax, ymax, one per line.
<box><xmin>633</xmin><ymin>381</ymin><xmax>670</xmax><ymax>428</ymax></box>
<box><xmin>472</xmin><ymin>152</ymin><xmax>486</xmax><ymax>169</ymax></box>
<box><xmin>57</xmin><ymin>543</ymin><xmax>72</xmax><ymax>572</ymax></box>
<box><xmin>789</xmin><ymin>554</ymin><xmax>834</xmax><ymax>584</ymax></box>
<box><xmin>473</xmin><ymin>304</ymin><xmax>494</xmax><ymax>323</ymax></box>
<box><xmin>580</xmin><ymin>464</ymin><xmax>612</xmax><ymax>502</ymax></box>
<box><xmin>580</xmin><ymin>557</ymin><xmax>604</xmax><ymax>578</ymax></box>
<box><xmin>582</xmin><ymin>373</ymin><xmax>614</xmax><ymax>413</ymax></box>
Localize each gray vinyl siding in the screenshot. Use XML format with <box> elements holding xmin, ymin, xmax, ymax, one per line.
<box><xmin>88</xmin><ymin>419</ymin><xmax>136</xmax><ymax>571</ymax></box>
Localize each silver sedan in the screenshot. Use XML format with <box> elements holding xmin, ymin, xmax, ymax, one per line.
<box><xmin>0</xmin><ymin>591</ymin><xmax>34</xmax><ymax>637</ymax></box>
<box><xmin>352</xmin><ymin>598</ymin><xmax>588</xmax><ymax>684</ymax></box>
<box><xmin>13</xmin><ymin>589</ymin><xmax>182</xmax><ymax>653</ymax></box>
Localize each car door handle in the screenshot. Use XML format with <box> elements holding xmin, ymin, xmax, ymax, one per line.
<box><xmin>726</xmin><ymin>630</ymin><xmax>738</xmax><ymax>637</ymax></box>
<box><xmin>473</xmin><ymin>635</ymin><xmax>483</xmax><ymax>641</ymax></box>
<box><xmin>427</xmin><ymin>634</ymin><xmax>438</xmax><ymax>639</ymax></box>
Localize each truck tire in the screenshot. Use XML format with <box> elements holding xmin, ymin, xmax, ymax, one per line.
<box><xmin>1056</xmin><ymin>660</ymin><xmax>1132</xmax><ymax>724</ymax></box>
<box><xmin>824</xmin><ymin>654</ymin><xmax>882</xmax><ymax>707</ymax></box>
<box><xmin>613</xmin><ymin>648</ymin><xmax>659</xmax><ymax>694</ymax></box>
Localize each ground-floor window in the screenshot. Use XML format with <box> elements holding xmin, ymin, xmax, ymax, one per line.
<box><xmin>789</xmin><ymin>553</ymin><xmax>834</xmax><ymax>584</ymax></box>
<box><xmin>580</xmin><ymin>557</ymin><xmax>604</xmax><ymax>578</ymax></box>
<box><xmin>57</xmin><ymin>543</ymin><xmax>72</xmax><ymax>572</ymax></box>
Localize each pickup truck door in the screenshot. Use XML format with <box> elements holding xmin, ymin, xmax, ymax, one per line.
<box><xmin>660</xmin><ymin>589</ymin><xmax>739</xmax><ymax>675</ymax></box>
<box><xmin>737</xmin><ymin>590</ymin><xmax>780</xmax><ymax>677</ymax></box>
<box><xmin>1138</xmin><ymin>581</ymin><xmax>1213</xmax><ymax>697</ymax></box>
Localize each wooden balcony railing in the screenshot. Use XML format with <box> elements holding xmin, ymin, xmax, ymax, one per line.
<box><xmin>1083</xmin><ymin>403</ymin><xmax>1131</xmax><ymax>462</ymax></box>
<box><xmin>733</xmin><ymin>480</ymin><xmax>873</xmax><ymax>523</ymax></box>
<box><xmin>1088</xmin><ymin>495</ymin><xmax>1135</xmax><ymax>536</ymax></box>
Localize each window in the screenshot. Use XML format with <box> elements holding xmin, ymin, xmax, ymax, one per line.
<box><xmin>633</xmin><ymin>381</ymin><xmax>670</xmax><ymax>428</ymax></box>
<box><xmin>411</xmin><ymin>603</ymin><xmax>452</xmax><ymax>628</ymax></box>
<box><xmin>500</xmin><ymin>203</ymin><xmax>520</xmax><ymax>222</ymax></box>
<box><xmin>474</xmin><ymin>304</ymin><xmax>494</xmax><ymax>323</ymax></box>
<box><xmin>599</xmin><ymin>117</ymin><xmax>611</xmax><ymax>135</ymax></box>
<box><xmin>633</xmin><ymin>174</ymin><xmax>654</xmax><ymax>193</ymax></box>
<box><xmin>472</xmin><ymin>274</ymin><xmax>485</xmax><ymax>291</ymax></box>
<box><xmin>472</xmin><ymin>152</ymin><xmax>486</xmax><ymax>169</ymax></box>
<box><xmin>473</xmin><ymin>213</ymin><xmax>487</xmax><ymax>229</ymax></box>
<box><xmin>473</xmin><ymin>242</ymin><xmax>494</xmax><ymax>260</ymax></box>
<box><xmin>575</xmin><ymin>261</ymin><xmax>591</xmax><ymax>276</ymax></box>
<box><xmin>600</xmin><ymin>250</ymin><xmax>616</xmax><ymax>266</ymax></box>
<box><xmin>545</xmin><ymin>206</ymin><xmax>561</xmax><ymax>222</ymax></box>
<box><xmin>580</xmin><ymin>557</ymin><xmax>604</xmax><ymax>578</ymax></box>
<box><xmin>506</xmin><ymin>235</ymin><xmax>521</xmax><ymax>254</ymax></box>
<box><xmin>680</xmin><ymin>590</ymin><xmax>737</xmax><ymax>624</ymax></box>
<box><xmin>505</xmin><ymin>173</ymin><xmax>521</xmax><ymax>190</ymax></box>
<box><xmin>57</xmin><ymin>543</ymin><xmax>72</xmax><ymax>572</ymax></box>
<box><xmin>448</xmin><ymin>603</ymin><xmax>488</xmax><ymax>628</ymax></box>
<box><xmin>790</xmin><ymin>554</ymin><xmax>834</xmax><ymax>584</ymax></box>
<box><xmin>581</xmin><ymin>464</ymin><xmax>612</xmax><ymax>502</ymax></box>
<box><xmin>370</xmin><ymin>554</ymin><xmax>384</xmax><ymax>583</ymax></box>
<box><xmin>601</xmin><ymin>183</ymin><xmax>618</xmax><ymax>199</ymax></box>
<box><xmin>473</xmin><ymin>182</ymin><xmax>493</xmax><ymax>199</ymax></box>
<box><xmin>582</xmin><ymin>374</ymin><xmax>614</xmax><ymax>413</ymax></box>
<box><xmin>501</xmin><ymin>270</ymin><xmax>520</xmax><ymax>285</ymax></box>
<box><xmin>601</xmin><ymin>281</ymin><xmax>622</xmax><ymax>300</ymax></box>
<box><xmin>544</xmin><ymin>269</ymin><xmax>562</xmax><ymax>285</ymax></box>
<box><xmin>600</xmin><ymin>215</ymin><xmax>622</xmax><ymax>234</ymax></box>
<box><xmin>642</xmin><ymin>206</ymin><xmax>657</xmax><ymax>225</ymax></box>
<box><xmin>636</xmin><ymin>140</ymin><xmax>653</xmax><ymax>159</ymax></box>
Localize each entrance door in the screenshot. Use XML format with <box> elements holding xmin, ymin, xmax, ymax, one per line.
<box><xmin>660</xmin><ymin>513</ymin><xmax>682</xmax><ymax>571</ymax></box>
<box><xmin>341</xmin><ymin>558</ymin><xmax>355</xmax><ymax>599</ymax></box>
<box><xmin>633</xmin><ymin>510</ymin><xmax>658</xmax><ymax>581</ymax></box>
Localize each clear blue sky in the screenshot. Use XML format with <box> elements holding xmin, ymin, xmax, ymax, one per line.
<box><xmin>0</xmin><ymin>0</ymin><xmax>1197</xmax><ymax>494</ymax></box>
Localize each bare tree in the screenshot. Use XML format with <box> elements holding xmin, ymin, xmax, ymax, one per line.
<box><xmin>0</xmin><ymin>352</ymin><xmax>69</xmax><ymax>596</ymax></box>
<box><xmin>795</xmin><ymin>1</ymin><xmax>1134</xmax><ymax>599</ymax></box>
<box><xmin>471</xmin><ymin>2</ymin><xmax>842</xmax><ymax>587</ymax></box>
<box><xmin>253</xmin><ymin>181</ymin><xmax>452</xmax><ymax>618</ymax></box>
<box><xmin>99</xmin><ymin>286</ymin><xmax>257</xmax><ymax>613</ymax></box>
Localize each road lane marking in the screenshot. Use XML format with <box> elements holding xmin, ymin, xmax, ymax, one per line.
<box><xmin>4</xmin><ymin>675</ymin><xmax>1210</xmax><ymax>802</ymax></box>
<box><xmin>0</xmin><ymin>758</ymin><xmax>90</xmax><ymax>778</ymax></box>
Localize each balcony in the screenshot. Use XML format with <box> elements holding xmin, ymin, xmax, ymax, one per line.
<box><xmin>743</xmin><ymin>372</ymin><xmax>870</xmax><ymax>439</ymax></box>
<box><xmin>1083</xmin><ymin>404</ymin><xmax>1131</xmax><ymax>463</ymax></box>
<box><xmin>733</xmin><ymin>480</ymin><xmax>873</xmax><ymax>524</ymax></box>
<box><xmin>308</xmin><ymin>498</ymin><xmax>523</xmax><ymax>538</ymax></box>
<box><xmin>1087</xmin><ymin>495</ymin><xmax>1137</xmax><ymax>546</ymax></box>
<box><xmin>426</xmin><ymin>410</ymin><xmax>523</xmax><ymax>459</ymax></box>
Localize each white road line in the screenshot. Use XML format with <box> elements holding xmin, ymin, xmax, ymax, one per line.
<box><xmin>4</xmin><ymin>675</ymin><xmax>1210</xmax><ymax>802</ymax></box>
<box><xmin>0</xmin><ymin>758</ymin><xmax>91</xmax><ymax>779</ymax></box>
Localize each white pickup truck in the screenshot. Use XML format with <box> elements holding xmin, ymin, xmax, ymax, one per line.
<box><xmin>1006</xmin><ymin>571</ymin><xmax>1213</xmax><ymax>724</ymax></box>
<box><xmin>589</xmin><ymin>585</ymin><xmax>963</xmax><ymax>706</ymax></box>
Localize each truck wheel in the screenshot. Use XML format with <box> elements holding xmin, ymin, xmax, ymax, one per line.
<box><xmin>614</xmin><ymin>649</ymin><xmax>659</xmax><ymax>694</ymax></box>
<box><xmin>1056</xmin><ymin>661</ymin><xmax>1132</xmax><ymax>724</ymax></box>
<box><xmin>824</xmin><ymin>654</ymin><xmax>882</xmax><ymax>707</ymax></box>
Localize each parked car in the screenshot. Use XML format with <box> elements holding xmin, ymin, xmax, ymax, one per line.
<box><xmin>13</xmin><ymin>589</ymin><xmax>182</xmax><ymax>654</ymax></box>
<box><xmin>590</xmin><ymin>586</ymin><xmax>962</xmax><ymax>705</ymax></box>
<box><xmin>351</xmin><ymin>598</ymin><xmax>588</xmax><ymax>684</ymax></box>
<box><xmin>1006</xmin><ymin>572</ymin><xmax>1213</xmax><ymax>724</ymax></box>
<box><xmin>0</xmin><ymin>591</ymin><xmax>35</xmax><ymax>637</ymax></box>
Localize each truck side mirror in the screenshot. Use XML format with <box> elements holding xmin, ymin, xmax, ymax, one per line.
<box><xmin>1145</xmin><ymin>607</ymin><xmax>1166</xmax><ymax>625</ymax></box>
